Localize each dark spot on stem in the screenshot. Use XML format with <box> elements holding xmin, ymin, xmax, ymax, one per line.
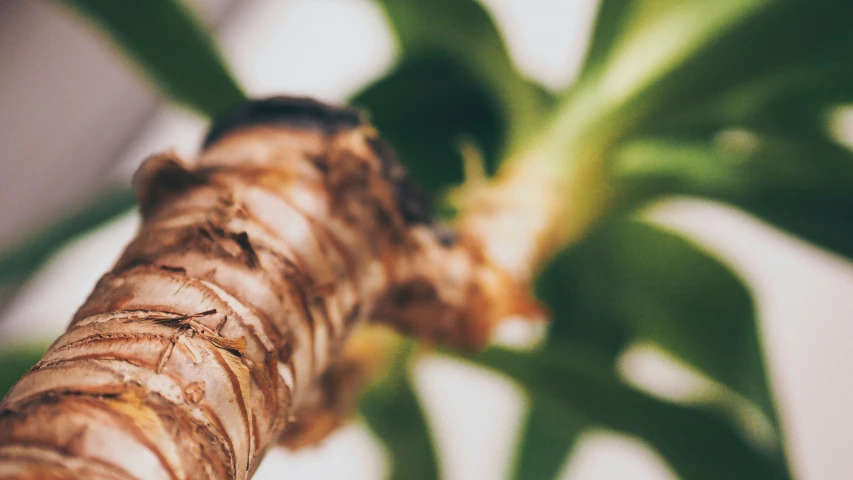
<box><xmin>232</xmin><ymin>231</ymin><xmax>259</xmax><ymax>268</ymax></box>
<box><xmin>159</xmin><ymin>265</ymin><xmax>187</xmax><ymax>274</ymax></box>
<box><xmin>366</xmin><ymin>136</ymin><xmax>434</xmax><ymax>226</ymax></box>
<box><xmin>197</xmin><ymin>227</ymin><xmax>214</xmax><ymax>241</ymax></box>
<box><xmin>203</xmin><ymin>96</ymin><xmax>365</xmax><ymax>148</ymax></box>
<box><xmin>344</xmin><ymin>304</ymin><xmax>361</xmax><ymax>326</ymax></box>
<box><xmin>433</xmin><ymin>223</ymin><xmax>457</xmax><ymax>247</ymax></box>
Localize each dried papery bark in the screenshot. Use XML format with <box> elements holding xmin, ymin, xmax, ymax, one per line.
<box><xmin>0</xmin><ymin>97</ymin><xmax>528</xmax><ymax>480</ymax></box>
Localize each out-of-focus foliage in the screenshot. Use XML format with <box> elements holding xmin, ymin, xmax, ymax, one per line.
<box><xmin>1</xmin><ymin>0</ymin><xmax>249</xmax><ymax>306</ymax></box>
<box><xmin>359</xmin><ymin>0</ymin><xmax>553</xmax><ymax>198</ymax></box>
<box><xmin>512</xmin><ymin>405</ymin><xmax>584</xmax><ymax>480</ymax></box>
<box><xmin>585</xmin><ymin>221</ymin><xmax>774</xmax><ymax>418</ymax></box>
<box><xmin>475</xmin><ymin>347</ymin><xmax>788</xmax><ymax>480</ymax></box>
<box><xmin>0</xmin><ymin>188</ymin><xmax>135</xmax><ymax>306</ymax></box>
<box><xmin>4</xmin><ymin>0</ymin><xmax>852</xmax><ymax>478</ymax></box>
<box><xmin>352</xmin><ymin>55</ymin><xmax>506</xmax><ymax>196</ymax></box>
<box><xmin>60</xmin><ymin>0</ymin><xmax>246</xmax><ymax>117</ymax></box>
<box><xmin>513</xmin><ymin>220</ymin><xmax>781</xmax><ymax>479</ymax></box>
<box><xmin>376</xmin><ymin>0</ymin><xmax>552</xmax><ymax>148</ymax></box>
<box><xmin>0</xmin><ymin>345</ymin><xmax>48</xmax><ymax>398</ymax></box>
<box><xmin>614</xmin><ymin>133</ymin><xmax>853</xmax><ymax>261</ymax></box>
<box><xmin>360</xmin><ymin>347</ymin><xmax>439</xmax><ymax>480</ymax></box>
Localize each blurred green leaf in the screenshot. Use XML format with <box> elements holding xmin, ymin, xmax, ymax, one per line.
<box><xmin>0</xmin><ymin>188</ymin><xmax>135</xmax><ymax>305</ymax></box>
<box><xmin>360</xmin><ymin>348</ymin><xmax>439</xmax><ymax>480</ymax></box>
<box><xmin>376</xmin><ymin>0</ymin><xmax>551</xmax><ymax>149</ymax></box>
<box><xmin>602</xmin><ymin>220</ymin><xmax>775</xmax><ymax>419</ymax></box>
<box><xmin>582</xmin><ymin>0</ymin><xmax>853</xmax><ymax>139</ymax></box>
<box><xmin>578</xmin><ymin>0</ymin><xmax>639</xmax><ymax>77</ymax></box>
<box><xmin>533</xmin><ymin>0</ymin><xmax>773</xmax><ymax>179</ymax></box>
<box><xmin>514</xmin><ymin>220</ymin><xmax>778</xmax><ymax>477</ymax></box>
<box><xmin>647</xmin><ymin>0</ymin><xmax>853</xmax><ymax>135</ymax></box>
<box><xmin>511</xmin><ymin>241</ymin><xmax>631</xmax><ymax>480</ymax></box>
<box><xmin>0</xmin><ymin>345</ymin><xmax>47</xmax><ymax>398</ymax></box>
<box><xmin>536</xmin><ymin>239</ymin><xmax>633</xmax><ymax>362</ymax></box>
<box><xmin>573</xmin><ymin>0</ymin><xmax>766</xmax><ymax>124</ymax></box>
<box><xmin>536</xmin><ymin>216</ymin><xmax>777</xmax><ymax>416</ymax></box>
<box><xmin>472</xmin><ymin>347</ymin><xmax>789</xmax><ymax>480</ymax></box>
<box><xmin>615</xmin><ymin>134</ymin><xmax>853</xmax><ymax>261</ymax></box>
<box><xmin>59</xmin><ymin>0</ymin><xmax>246</xmax><ymax>117</ymax></box>
<box><xmin>511</xmin><ymin>406</ymin><xmax>584</xmax><ymax>480</ymax></box>
<box><xmin>352</xmin><ymin>55</ymin><xmax>505</xmax><ymax>196</ymax></box>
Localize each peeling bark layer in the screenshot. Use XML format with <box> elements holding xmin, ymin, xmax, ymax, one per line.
<box><xmin>0</xmin><ymin>98</ymin><xmax>521</xmax><ymax>480</ymax></box>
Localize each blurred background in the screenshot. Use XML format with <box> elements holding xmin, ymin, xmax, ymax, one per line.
<box><xmin>0</xmin><ymin>1</ymin><xmax>851</xmax><ymax>479</ymax></box>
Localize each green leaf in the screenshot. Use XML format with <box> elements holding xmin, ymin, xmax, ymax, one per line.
<box><xmin>614</xmin><ymin>134</ymin><xmax>853</xmax><ymax>261</ymax></box>
<box><xmin>511</xmin><ymin>405</ymin><xmax>584</xmax><ymax>480</ymax></box>
<box><xmin>352</xmin><ymin>55</ymin><xmax>506</xmax><ymax>197</ymax></box>
<box><xmin>360</xmin><ymin>348</ymin><xmax>439</xmax><ymax>480</ymax></box>
<box><xmin>376</xmin><ymin>0</ymin><xmax>551</xmax><ymax>149</ymax></box>
<box><xmin>510</xmin><ymin>243</ymin><xmax>630</xmax><ymax>480</ymax></box>
<box><xmin>0</xmin><ymin>344</ymin><xmax>47</xmax><ymax>399</ymax></box>
<box><xmin>579</xmin><ymin>0</ymin><xmax>639</xmax><ymax>76</ymax></box>
<box><xmin>59</xmin><ymin>0</ymin><xmax>246</xmax><ymax>117</ymax></box>
<box><xmin>471</xmin><ymin>347</ymin><xmax>789</xmax><ymax>480</ymax></box>
<box><xmin>605</xmin><ymin>221</ymin><xmax>775</xmax><ymax>419</ymax></box>
<box><xmin>584</xmin><ymin>0</ymin><xmax>853</xmax><ymax>138</ymax></box>
<box><xmin>643</xmin><ymin>0</ymin><xmax>853</xmax><ymax>133</ymax></box>
<box><xmin>538</xmin><ymin>219</ymin><xmax>776</xmax><ymax>420</ymax></box>
<box><xmin>0</xmin><ymin>188</ymin><xmax>136</xmax><ymax>305</ymax></box>
<box><xmin>579</xmin><ymin>0</ymin><xmax>767</xmax><ymax>117</ymax></box>
<box><xmin>514</xmin><ymin>220</ymin><xmax>779</xmax><ymax>477</ymax></box>
<box><xmin>535</xmin><ymin>238</ymin><xmax>632</xmax><ymax>362</ymax></box>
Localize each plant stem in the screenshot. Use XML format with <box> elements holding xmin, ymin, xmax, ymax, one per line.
<box><xmin>0</xmin><ymin>98</ymin><xmax>523</xmax><ymax>479</ymax></box>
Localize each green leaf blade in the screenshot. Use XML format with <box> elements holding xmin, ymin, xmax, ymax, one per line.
<box><xmin>352</xmin><ymin>55</ymin><xmax>506</xmax><ymax>198</ymax></box>
<box><xmin>60</xmin><ymin>0</ymin><xmax>246</xmax><ymax>117</ymax></box>
<box><xmin>0</xmin><ymin>344</ymin><xmax>48</xmax><ymax>399</ymax></box>
<box><xmin>360</xmin><ymin>350</ymin><xmax>439</xmax><ymax>480</ymax></box>
<box><xmin>579</xmin><ymin>0</ymin><xmax>639</xmax><ymax>77</ymax></box>
<box><xmin>534</xmin><ymin>218</ymin><xmax>778</xmax><ymax>425</ymax></box>
<box><xmin>631</xmin><ymin>0</ymin><xmax>853</xmax><ymax>135</ymax></box>
<box><xmin>0</xmin><ymin>188</ymin><xmax>136</xmax><ymax>305</ymax></box>
<box><xmin>473</xmin><ymin>347</ymin><xmax>789</xmax><ymax>480</ymax></box>
<box><xmin>376</xmin><ymin>0</ymin><xmax>552</xmax><ymax>150</ymax></box>
<box><xmin>606</xmin><ymin>221</ymin><xmax>774</xmax><ymax>417</ymax></box>
<box><xmin>512</xmin><ymin>405</ymin><xmax>583</xmax><ymax>480</ymax></box>
<box><xmin>615</xmin><ymin>134</ymin><xmax>853</xmax><ymax>261</ymax></box>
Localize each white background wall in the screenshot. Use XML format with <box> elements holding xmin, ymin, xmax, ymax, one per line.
<box><xmin>0</xmin><ymin>1</ymin><xmax>851</xmax><ymax>478</ymax></box>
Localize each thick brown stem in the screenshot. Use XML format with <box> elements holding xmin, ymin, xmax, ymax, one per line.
<box><xmin>0</xmin><ymin>98</ymin><xmax>521</xmax><ymax>479</ymax></box>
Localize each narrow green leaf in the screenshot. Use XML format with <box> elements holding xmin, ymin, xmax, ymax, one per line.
<box><xmin>352</xmin><ymin>55</ymin><xmax>505</xmax><ymax>197</ymax></box>
<box><xmin>638</xmin><ymin>0</ymin><xmax>853</xmax><ymax>135</ymax></box>
<box><xmin>615</xmin><ymin>134</ymin><xmax>853</xmax><ymax>260</ymax></box>
<box><xmin>578</xmin><ymin>0</ymin><xmax>639</xmax><ymax>76</ymax></box>
<box><xmin>583</xmin><ymin>0</ymin><xmax>768</xmax><ymax>119</ymax></box>
<box><xmin>360</xmin><ymin>348</ymin><xmax>439</xmax><ymax>480</ymax></box>
<box><xmin>376</xmin><ymin>0</ymin><xmax>551</xmax><ymax>149</ymax></box>
<box><xmin>511</xmin><ymin>405</ymin><xmax>584</xmax><ymax>480</ymax></box>
<box><xmin>471</xmin><ymin>347</ymin><xmax>789</xmax><ymax>480</ymax></box>
<box><xmin>59</xmin><ymin>0</ymin><xmax>246</xmax><ymax>117</ymax></box>
<box><xmin>583</xmin><ymin>0</ymin><xmax>853</xmax><ymax>139</ymax></box>
<box><xmin>0</xmin><ymin>188</ymin><xmax>136</xmax><ymax>305</ymax></box>
<box><xmin>0</xmin><ymin>344</ymin><xmax>48</xmax><ymax>399</ymax></box>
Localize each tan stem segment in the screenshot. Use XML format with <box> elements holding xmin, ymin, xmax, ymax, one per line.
<box><xmin>0</xmin><ymin>99</ymin><xmax>523</xmax><ymax>480</ymax></box>
<box><xmin>458</xmin><ymin>151</ymin><xmax>610</xmax><ymax>285</ymax></box>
